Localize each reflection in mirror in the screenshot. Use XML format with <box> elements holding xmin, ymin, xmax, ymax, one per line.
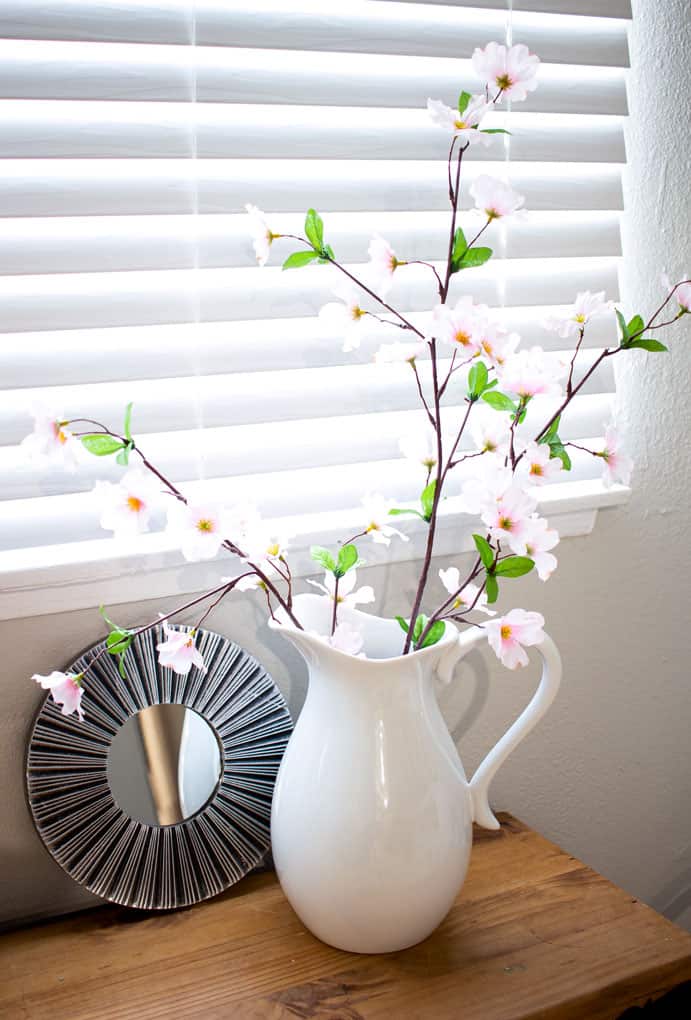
<box><xmin>107</xmin><ymin>704</ymin><xmax>222</xmax><ymax>826</ymax></box>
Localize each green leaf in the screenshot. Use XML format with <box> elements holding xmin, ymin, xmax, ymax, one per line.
<box><xmin>457</xmin><ymin>246</ymin><xmax>492</xmax><ymax>270</ymax></box>
<box><xmin>549</xmin><ymin>441</ymin><xmax>572</xmax><ymax>471</ymax></box>
<box><xmin>123</xmin><ymin>401</ymin><xmax>133</xmax><ymax>442</ymax></box>
<box><xmin>451</xmin><ymin>226</ymin><xmax>467</xmax><ymax>266</ymax></box>
<box><xmin>626</xmin><ymin>314</ymin><xmax>644</xmax><ymax>338</ymax></box>
<box><xmin>473</xmin><ymin>534</ymin><xmax>494</xmax><ymax>570</ymax></box>
<box><xmin>412</xmin><ymin>614</ymin><xmax>427</xmax><ymax>643</ymax></box>
<box><xmin>80</xmin><ymin>434</ymin><xmax>125</xmax><ymax>456</ymax></box>
<box><xmin>615</xmin><ymin>308</ymin><xmax>630</xmax><ymax>344</ymax></box>
<box><xmin>420</xmin><ymin>480</ymin><xmax>437</xmax><ymax>521</ymax></box>
<box><xmin>481</xmin><ymin>128</ymin><xmax>512</xmax><ymax>135</ymax></box>
<box><xmin>467</xmin><ymin>360</ymin><xmax>488</xmax><ymax>399</ymax></box>
<box><xmin>626</xmin><ymin>338</ymin><xmax>668</xmax><ymax>352</ymax></box>
<box><xmin>310</xmin><ymin>545</ymin><xmax>337</xmax><ymax>573</ymax></box>
<box><xmin>106</xmin><ymin>629</ymin><xmax>133</xmax><ymax>655</ymax></box>
<box><xmin>117</xmin><ymin>655</ymin><xmax>128</xmax><ymax>680</ymax></box>
<box><xmin>494</xmin><ymin>556</ymin><xmax>535</xmax><ymax>578</ymax></box>
<box><xmin>389</xmin><ymin>507</ymin><xmax>426</xmax><ymax>520</ymax></box>
<box><xmin>421</xmin><ymin>620</ymin><xmax>446</xmax><ymax>648</ymax></box>
<box><xmin>485</xmin><ymin>574</ymin><xmax>499</xmax><ymax>605</ymax></box>
<box><xmin>540</xmin><ymin>415</ymin><xmax>561</xmax><ymax>445</ymax></box>
<box><xmin>115</xmin><ymin>443</ymin><xmax>131</xmax><ymax>467</ymax></box>
<box><xmin>396</xmin><ymin>615</ymin><xmax>410</xmax><ymax>635</ymax></box>
<box><xmin>318</xmin><ymin>243</ymin><xmax>335</xmax><ymax>263</ymax></box>
<box><xmin>99</xmin><ymin>605</ymin><xmax>118</xmax><ymax>630</ymax></box>
<box><xmin>481</xmin><ymin>391</ymin><xmax>516</xmax><ymax>413</ymax></box>
<box><xmin>336</xmin><ymin>543</ymin><xmax>359</xmax><ymax>576</ymax></box>
<box><xmin>457</xmin><ymin>91</ymin><xmax>472</xmax><ymax>115</ymax></box>
<box><xmin>282</xmin><ymin>250</ymin><xmax>320</xmax><ymax>270</ymax></box>
<box><xmin>304</xmin><ymin>208</ymin><xmax>324</xmax><ymax>252</ymax></box>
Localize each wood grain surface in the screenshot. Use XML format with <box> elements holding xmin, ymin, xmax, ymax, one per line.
<box><xmin>3</xmin><ymin>814</ymin><xmax>690</xmax><ymax>1020</ymax></box>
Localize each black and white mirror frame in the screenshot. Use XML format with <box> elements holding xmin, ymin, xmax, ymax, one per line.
<box><xmin>26</xmin><ymin>625</ymin><xmax>292</xmax><ymax>910</ymax></box>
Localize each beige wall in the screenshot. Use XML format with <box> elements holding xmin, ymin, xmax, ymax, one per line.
<box><xmin>3</xmin><ymin>0</ymin><xmax>691</xmax><ymax>931</ymax></box>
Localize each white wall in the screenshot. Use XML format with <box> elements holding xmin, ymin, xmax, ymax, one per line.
<box><xmin>2</xmin><ymin>0</ymin><xmax>691</xmax><ymax>930</ymax></box>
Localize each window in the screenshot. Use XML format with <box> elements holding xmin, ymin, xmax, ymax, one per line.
<box><xmin>0</xmin><ymin>0</ymin><xmax>631</xmax><ymax>615</ymax></box>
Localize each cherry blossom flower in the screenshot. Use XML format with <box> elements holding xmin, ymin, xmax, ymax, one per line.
<box><xmin>485</xmin><ymin>608</ymin><xmax>545</xmax><ymax>670</ymax></box>
<box><xmin>245</xmin><ymin>203</ymin><xmax>277</xmax><ymax>267</ymax></box>
<box><xmin>94</xmin><ymin>468</ymin><xmax>161</xmax><ymax>539</ymax></box>
<box><xmin>459</xmin><ymin>455</ymin><xmax>514</xmax><ymax>515</ymax></box>
<box><xmin>523</xmin><ymin>516</ymin><xmax>559</xmax><ymax>581</ymax></box>
<box><xmin>543</xmin><ymin>291</ymin><xmax>614</xmax><ymax>339</ymax></box>
<box><xmin>20</xmin><ymin>407</ymin><xmax>80</xmax><ymax>470</ymax></box>
<box><xmin>319</xmin><ymin>281</ymin><xmax>370</xmax><ymax>352</ymax></box>
<box><xmin>156</xmin><ymin>624</ymin><xmax>206</xmax><ymax>676</ymax></box>
<box><xmin>498</xmin><ymin>346</ymin><xmax>565</xmax><ymax>400</ymax></box>
<box><xmin>399</xmin><ymin>428</ymin><xmax>439</xmax><ymax>471</ymax></box>
<box><xmin>481</xmin><ymin>483</ymin><xmax>538</xmax><ymax>554</ymax></box>
<box><xmin>470</xmin><ymin>175</ymin><xmax>525</xmax><ymax>221</ymax></box>
<box><xmin>374</xmin><ymin>340</ymin><xmax>427</xmax><ymax>363</ymax></box>
<box><xmin>433</xmin><ymin>296</ymin><xmax>483</xmax><ymax>354</ymax></box>
<box><xmin>470</xmin><ymin>406</ymin><xmax>511</xmax><ymax>455</ymax></box>
<box><xmin>367</xmin><ymin>236</ymin><xmax>401</xmax><ymax>297</ymax></box>
<box><xmin>439</xmin><ymin>568</ymin><xmax>494</xmax><ymax>616</ymax></box>
<box><xmin>426</xmin><ymin>96</ymin><xmax>493</xmax><ymax>146</ymax></box>
<box><xmin>307</xmin><ymin>570</ymin><xmax>375</xmax><ymax>608</ymax></box>
<box><xmin>516</xmin><ymin>441</ymin><xmax>563</xmax><ymax>486</ymax></box>
<box><xmin>231</xmin><ymin>572</ymin><xmax>263</xmax><ymax>593</ymax></box>
<box><xmin>166</xmin><ymin>501</ymin><xmax>229</xmax><ymax>562</ymax></box>
<box><xmin>33</xmin><ymin>670</ymin><xmax>85</xmax><ymax>721</ymax></box>
<box><xmin>361</xmin><ymin>493</ymin><xmax>409</xmax><ymax>545</ymax></box>
<box><xmin>472</xmin><ymin>42</ymin><xmax>540</xmax><ymax>103</ymax></box>
<box><xmin>475</xmin><ymin>318</ymin><xmax>520</xmax><ymax>370</ymax></box>
<box><xmin>599</xmin><ymin>425</ymin><xmax>633</xmax><ymax>488</ymax></box>
<box><xmin>242</xmin><ymin>523</ymin><xmax>293</xmax><ymax>573</ymax></box>
<box><xmin>662</xmin><ymin>272</ymin><xmax>691</xmax><ymax>314</ymax></box>
<box><xmin>327</xmin><ymin>622</ymin><xmax>366</xmax><ymax>657</ymax></box>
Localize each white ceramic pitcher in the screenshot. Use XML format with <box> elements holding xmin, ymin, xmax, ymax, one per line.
<box><xmin>269</xmin><ymin>593</ymin><xmax>561</xmax><ymax>953</ymax></box>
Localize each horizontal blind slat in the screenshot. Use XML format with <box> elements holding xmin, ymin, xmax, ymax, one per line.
<box><xmin>0</xmin><ymin>211</ymin><xmax>622</xmax><ymax>276</ymax></box>
<box><xmin>389</xmin><ymin>0</ymin><xmax>631</xmax><ymax>16</ymax></box>
<box><xmin>0</xmin><ymin>2</ymin><xmax>630</xmax><ymax>65</ymax></box>
<box><xmin>0</xmin><ymin>102</ymin><xmax>626</xmax><ymax>163</ymax></box>
<box><xmin>0</xmin><ymin>160</ymin><xmax>625</xmax><ymax>217</ymax></box>
<box><xmin>0</xmin><ymin>41</ymin><xmax>627</xmax><ymax>116</ymax></box>
<box><xmin>0</xmin><ymin>308</ymin><xmax>618</xmax><ymax>389</ymax></box>
<box><xmin>0</xmin><ymin>258</ymin><xmax>620</xmax><ymax>333</ymax></box>
<box><xmin>0</xmin><ymin>350</ymin><xmax>615</xmax><ymax>446</ymax></box>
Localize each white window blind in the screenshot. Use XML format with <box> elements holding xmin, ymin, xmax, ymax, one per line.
<box><xmin>0</xmin><ymin>0</ymin><xmax>631</xmax><ymax>577</ymax></box>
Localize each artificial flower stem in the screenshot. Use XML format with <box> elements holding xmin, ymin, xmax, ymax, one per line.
<box><xmin>331</xmin><ymin>575</ymin><xmax>340</xmax><ymax>636</ymax></box>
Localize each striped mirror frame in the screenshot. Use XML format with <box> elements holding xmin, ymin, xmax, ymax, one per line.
<box><xmin>26</xmin><ymin>625</ymin><xmax>292</xmax><ymax>910</ymax></box>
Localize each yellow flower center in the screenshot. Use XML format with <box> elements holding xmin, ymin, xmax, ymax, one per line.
<box><xmin>455</xmin><ymin>329</ymin><xmax>472</xmax><ymax>347</ymax></box>
<box><xmin>53</xmin><ymin>422</ymin><xmax>69</xmax><ymax>444</ymax></box>
<box><xmin>500</xmin><ymin>624</ymin><xmax>512</xmax><ymax>640</ymax></box>
<box><xmin>496</xmin><ymin>74</ymin><xmax>513</xmax><ymax>90</ymax></box>
<box><xmin>529</xmin><ymin>463</ymin><xmax>543</xmax><ymax>476</ymax></box>
<box><xmin>481</xmin><ymin>339</ymin><xmax>494</xmax><ymax>357</ymax></box>
<box><xmin>266</xmin><ymin>542</ymin><xmax>280</xmax><ymax>557</ymax></box>
<box><xmin>366</xmin><ymin>521</ymin><xmax>379</xmax><ymax>533</ymax></box>
<box><xmin>498</xmin><ymin>515</ymin><xmax>513</xmax><ymax>531</ymax></box>
<box><xmin>127</xmin><ymin>496</ymin><xmax>144</xmax><ymax>513</ymax></box>
<box><xmin>574</xmin><ymin>313</ymin><xmax>586</xmax><ymax>323</ymax></box>
<box><xmin>196</xmin><ymin>518</ymin><xmax>214</xmax><ymax>533</ymax></box>
<box><xmin>351</xmin><ymin>305</ymin><xmax>366</xmax><ymax>320</ymax></box>
<box><xmin>486</xmin><ymin>207</ymin><xmax>500</xmax><ymax>220</ymax></box>
<box><xmin>454</xmin><ymin>118</ymin><xmax>468</xmax><ymax>130</ymax></box>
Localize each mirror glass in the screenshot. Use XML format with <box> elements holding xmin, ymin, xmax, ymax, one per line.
<box><xmin>107</xmin><ymin>704</ymin><xmax>222</xmax><ymax>826</ymax></box>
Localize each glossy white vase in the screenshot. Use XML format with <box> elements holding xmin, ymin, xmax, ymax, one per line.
<box><xmin>269</xmin><ymin>593</ymin><xmax>561</xmax><ymax>954</ymax></box>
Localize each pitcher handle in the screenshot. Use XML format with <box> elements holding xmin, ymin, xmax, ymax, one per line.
<box><xmin>436</xmin><ymin>627</ymin><xmax>562</xmax><ymax>830</ymax></box>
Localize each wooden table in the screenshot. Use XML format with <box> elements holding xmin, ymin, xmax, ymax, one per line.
<box><xmin>3</xmin><ymin>814</ymin><xmax>691</xmax><ymax>1019</ymax></box>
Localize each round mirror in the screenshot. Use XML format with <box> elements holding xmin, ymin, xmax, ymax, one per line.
<box><xmin>107</xmin><ymin>704</ymin><xmax>222</xmax><ymax>827</ymax></box>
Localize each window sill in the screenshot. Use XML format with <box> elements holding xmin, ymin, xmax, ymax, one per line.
<box><xmin>0</xmin><ymin>480</ymin><xmax>630</xmax><ymax>622</ymax></box>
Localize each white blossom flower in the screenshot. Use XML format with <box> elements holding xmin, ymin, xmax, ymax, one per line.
<box><xmin>470</xmin><ymin>406</ymin><xmax>511</xmax><ymax>455</ymax></box>
<box><xmin>426</xmin><ymin>96</ymin><xmax>493</xmax><ymax>146</ymax></box>
<box><xmin>476</xmin><ymin>318</ymin><xmax>520</xmax><ymax>370</ymax></box>
<box><xmin>20</xmin><ymin>407</ymin><xmax>81</xmax><ymax>470</ymax></box>
<box><xmin>485</xmin><ymin>608</ymin><xmax>545</xmax><ymax>670</ymax></box>
<box><xmin>156</xmin><ymin>624</ymin><xmax>206</xmax><ymax>676</ymax></box>
<box><xmin>470</xmin><ymin>175</ymin><xmax>525</xmax><ymax>220</ymax></box>
<box><xmin>433</xmin><ymin>296</ymin><xmax>483</xmax><ymax>354</ymax></box>
<box><xmin>307</xmin><ymin>569</ymin><xmax>375</xmax><ymax>608</ymax></box>
<box><xmin>523</xmin><ymin>515</ymin><xmax>559</xmax><ymax>581</ymax></box>
<box><xmin>543</xmin><ymin>291</ymin><xmax>614</xmax><ymax>339</ymax></box>
<box><xmin>367</xmin><ymin>236</ymin><xmax>400</xmax><ymax>297</ymax></box>
<box><xmin>374</xmin><ymin>340</ymin><xmax>427</xmax><ymax>363</ymax></box>
<box><xmin>242</xmin><ymin>523</ymin><xmax>292</xmax><ymax>572</ymax></box>
<box><xmin>662</xmin><ymin>271</ymin><xmax>691</xmax><ymax>313</ymax></box>
<box><xmin>361</xmin><ymin>493</ymin><xmax>409</xmax><ymax>546</ymax></box>
<box><xmin>319</xmin><ymin>281</ymin><xmax>370</xmax><ymax>352</ymax></box>
<box><xmin>481</xmin><ymin>483</ymin><xmax>538</xmax><ymax>555</ymax></box>
<box><xmin>498</xmin><ymin>347</ymin><xmax>565</xmax><ymax>400</ymax></box>
<box><xmin>599</xmin><ymin>425</ymin><xmax>633</xmax><ymax>488</ymax></box>
<box><xmin>439</xmin><ymin>568</ymin><xmax>495</xmax><ymax>616</ymax></box>
<box><xmin>166</xmin><ymin>501</ymin><xmax>229</xmax><ymax>562</ymax></box>
<box><xmin>458</xmin><ymin>455</ymin><xmax>515</xmax><ymax>515</ymax></box>
<box><xmin>94</xmin><ymin>468</ymin><xmax>161</xmax><ymax>539</ymax></box>
<box><xmin>399</xmin><ymin>428</ymin><xmax>439</xmax><ymax>471</ymax></box>
<box><xmin>472</xmin><ymin>42</ymin><xmax>540</xmax><ymax>103</ymax></box>
<box><xmin>33</xmin><ymin>671</ymin><xmax>85</xmax><ymax>721</ymax></box>
<box><xmin>327</xmin><ymin>622</ymin><xmax>366</xmax><ymax>657</ymax></box>
<box><xmin>516</xmin><ymin>441</ymin><xmax>563</xmax><ymax>486</ymax></box>
<box><xmin>245</xmin><ymin>203</ymin><xmax>277</xmax><ymax>267</ymax></box>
